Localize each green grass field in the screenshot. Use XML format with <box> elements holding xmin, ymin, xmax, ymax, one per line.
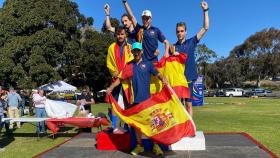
<box><xmin>0</xmin><ymin>97</ymin><xmax>279</xmax><ymax>157</ymax></box>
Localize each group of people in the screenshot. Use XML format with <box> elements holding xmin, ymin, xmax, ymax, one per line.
<box><xmin>0</xmin><ymin>87</ymin><xmax>49</xmax><ymax>151</ymax></box>
<box><xmin>105</xmin><ymin>0</ymin><xmax>209</xmax><ymax>156</ymax></box>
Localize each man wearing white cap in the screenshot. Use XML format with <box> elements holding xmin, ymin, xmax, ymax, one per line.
<box><xmin>122</xmin><ymin>0</ymin><xmax>169</xmax><ymax>62</ymax></box>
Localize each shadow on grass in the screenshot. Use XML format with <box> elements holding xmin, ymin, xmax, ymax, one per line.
<box><xmin>4</xmin><ymin>132</ymin><xmax>76</xmax><ymax>138</ymax></box>
<box><xmin>0</xmin><ymin>135</ymin><xmax>15</xmax><ymax>148</ymax></box>
<box><xmin>2</xmin><ymin>126</ymin><xmax>77</xmax><ymax>138</ymax></box>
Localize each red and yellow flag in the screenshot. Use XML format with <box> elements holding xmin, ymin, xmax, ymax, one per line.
<box><xmin>106</xmin><ymin>42</ymin><xmax>134</xmax><ymax>76</ymax></box>
<box><xmin>151</xmin><ymin>53</ymin><xmax>190</xmax><ymax>98</ymax></box>
<box><xmin>107</xmin><ymin>42</ymin><xmax>134</xmax><ymax>103</ymax></box>
<box><xmin>108</xmin><ymin>85</ymin><xmax>196</xmax><ymax>145</ymax></box>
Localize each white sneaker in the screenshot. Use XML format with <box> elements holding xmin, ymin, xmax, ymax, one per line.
<box><xmin>113</xmin><ymin>127</ymin><xmax>127</xmax><ymax>134</ymax></box>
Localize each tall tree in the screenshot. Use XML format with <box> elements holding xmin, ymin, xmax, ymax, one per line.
<box><xmin>195</xmin><ymin>44</ymin><xmax>217</xmax><ymax>88</ymax></box>
<box><xmin>230</xmin><ymin>28</ymin><xmax>280</xmax><ymax>86</ymax></box>
<box><xmin>0</xmin><ymin>0</ymin><xmax>91</xmax><ymax>88</ymax></box>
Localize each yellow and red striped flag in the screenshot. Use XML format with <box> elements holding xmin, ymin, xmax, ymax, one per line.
<box><xmin>151</xmin><ymin>53</ymin><xmax>190</xmax><ymax>99</ymax></box>
<box><xmin>108</xmin><ymin>85</ymin><xmax>196</xmax><ymax>145</ymax></box>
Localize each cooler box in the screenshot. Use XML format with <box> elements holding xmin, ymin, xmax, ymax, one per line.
<box><xmin>130</xmin><ymin>127</ymin><xmax>169</xmax><ymax>151</ymax></box>
<box><xmin>96</xmin><ymin>131</ymin><xmax>131</xmax><ymax>151</ymax></box>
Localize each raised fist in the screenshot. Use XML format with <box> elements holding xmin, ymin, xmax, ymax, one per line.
<box><xmin>201</xmin><ymin>1</ymin><xmax>208</xmax><ymax>10</ymax></box>
<box><xmin>104</xmin><ymin>4</ymin><xmax>110</xmax><ymax>15</ymax></box>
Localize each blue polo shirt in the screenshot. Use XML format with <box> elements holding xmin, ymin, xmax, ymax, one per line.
<box><xmin>7</xmin><ymin>92</ymin><xmax>22</xmax><ymax>108</ymax></box>
<box><xmin>133</xmin><ymin>23</ymin><xmax>166</xmax><ymax>61</ymax></box>
<box><xmin>174</xmin><ymin>35</ymin><xmax>199</xmax><ymax>81</ymax></box>
<box><xmin>130</xmin><ymin>61</ymin><xmax>158</xmax><ymax>104</ymax></box>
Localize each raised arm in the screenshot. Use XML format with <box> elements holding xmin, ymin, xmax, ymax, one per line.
<box><xmin>197</xmin><ymin>1</ymin><xmax>209</xmax><ymax>40</ymax></box>
<box><xmin>122</xmin><ymin>0</ymin><xmax>138</xmax><ymax>27</ymax></box>
<box><xmin>104</xmin><ymin>4</ymin><xmax>115</xmax><ymax>33</ymax></box>
<box><xmin>163</xmin><ymin>40</ymin><xmax>170</xmax><ymax>57</ymax></box>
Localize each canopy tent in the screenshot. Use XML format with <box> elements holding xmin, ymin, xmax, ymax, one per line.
<box><xmin>39</xmin><ymin>81</ymin><xmax>77</xmax><ymax>92</ymax></box>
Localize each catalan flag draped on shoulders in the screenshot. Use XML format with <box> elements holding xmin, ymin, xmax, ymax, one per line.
<box><xmin>106</xmin><ymin>42</ymin><xmax>134</xmax><ymax>76</ymax></box>
<box><xmin>109</xmin><ymin>54</ymin><xmax>196</xmax><ymax>145</ymax></box>
<box><xmin>107</xmin><ymin>42</ymin><xmax>134</xmax><ymax>102</ymax></box>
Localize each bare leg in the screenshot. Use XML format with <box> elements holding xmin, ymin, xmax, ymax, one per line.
<box><xmin>135</xmin><ymin>128</ymin><xmax>142</xmax><ymax>145</ymax></box>
<box><xmin>186</xmin><ymin>101</ymin><xmax>193</xmax><ymax>117</ymax></box>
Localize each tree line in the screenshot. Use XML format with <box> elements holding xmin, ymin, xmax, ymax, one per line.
<box><xmin>0</xmin><ymin>0</ymin><xmax>115</xmax><ymax>92</ymax></box>
<box><xmin>203</xmin><ymin>28</ymin><xmax>280</xmax><ymax>89</ymax></box>
<box><xmin>0</xmin><ymin>0</ymin><xmax>279</xmax><ymax>91</ymax></box>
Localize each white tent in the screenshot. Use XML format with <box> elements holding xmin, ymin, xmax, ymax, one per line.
<box><xmin>39</xmin><ymin>81</ymin><xmax>77</xmax><ymax>92</ymax></box>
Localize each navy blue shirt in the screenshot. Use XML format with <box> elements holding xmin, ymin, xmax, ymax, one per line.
<box><xmin>174</xmin><ymin>36</ymin><xmax>199</xmax><ymax>81</ymax></box>
<box><xmin>131</xmin><ymin>61</ymin><xmax>158</xmax><ymax>104</ymax></box>
<box><xmin>133</xmin><ymin>24</ymin><xmax>166</xmax><ymax>61</ymax></box>
<box><xmin>126</xmin><ymin>26</ymin><xmax>137</xmax><ymax>45</ymax></box>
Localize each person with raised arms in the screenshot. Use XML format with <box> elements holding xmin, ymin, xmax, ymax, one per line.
<box><xmin>122</xmin><ymin>0</ymin><xmax>169</xmax><ymax>62</ymax></box>
<box><xmin>167</xmin><ymin>1</ymin><xmax>209</xmax><ymax>116</ymax></box>
<box><xmin>104</xmin><ymin>3</ymin><xmax>136</xmax><ymax>45</ymax></box>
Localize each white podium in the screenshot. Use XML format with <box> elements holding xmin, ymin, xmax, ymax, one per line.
<box><xmin>169</xmin><ymin>131</ymin><xmax>206</xmax><ymax>151</ymax></box>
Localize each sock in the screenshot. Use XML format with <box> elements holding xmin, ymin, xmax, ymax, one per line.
<box><xmin>112</xmin><ymin>115</ymin><xmax>117</xmax><ymax>129</ymax></box>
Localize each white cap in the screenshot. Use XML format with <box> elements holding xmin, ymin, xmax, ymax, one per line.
<box><xmin>142</xmin><ymin>10</ymin><xmax>152</xmax><ymax>18</ymax></box>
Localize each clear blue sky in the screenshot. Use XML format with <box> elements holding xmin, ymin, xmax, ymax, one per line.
<box><xmin>1</xmin><ymin>0</ymin><xmax>280</xmax><ymax>58</ymax></box>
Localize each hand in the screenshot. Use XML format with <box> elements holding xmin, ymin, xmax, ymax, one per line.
<box><xmin>162</xmin><ymin>77</ymin><xmax>168</xmax><ymax>85</ymax></box>
<box><xmin>201</xmin><ymin>1</ymin><xmax>208</xmax><ymax>10</ymax></box>
<box><xmin>104</xmin><ymin>4</ymin><xmax>110</xmax><ymax>15</ymax></box>
<box><xmin>113</xmin><ymin>72</ymin><xmax>119</xmax><ymax>78</ymax></box>
<box><xmin>154</xmin><ymin>49</ymin><xmax>160</xmax><ymax>56</ymax></box>
<box><xmin>106</xmin><ymin>87</ymin><xmax>113</xmax><ymax>94</ymax></box>
<box><xmin>173</xmin><ymin>52</ymin><xmax>180</xmax><ymax>56</ymax></box>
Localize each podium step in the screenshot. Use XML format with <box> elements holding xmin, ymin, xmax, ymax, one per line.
<box><xmin>170</xmin><ymin>131</ymin><xmax>206</xmax><ymax>151</ymax></box>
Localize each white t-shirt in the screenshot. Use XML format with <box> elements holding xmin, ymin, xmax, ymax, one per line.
<box><xmin>33</xmin><ymin>94</ymin><xmax>46</xmax><ymax>108</ymax></box>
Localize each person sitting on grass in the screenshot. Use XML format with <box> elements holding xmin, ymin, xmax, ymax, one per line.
<box><xmin>106</xmin><ymin>42</ymin><xmax>168</xmax><ymax>156</ymax></box>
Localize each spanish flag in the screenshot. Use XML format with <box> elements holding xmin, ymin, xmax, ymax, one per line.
<box><xmin>151</xmin><ymin>53</ymin><xmax>190</xmax><ymax>98</ymax></box>
<box><xmin>108</xmin><ymin>85</ymin><xmax>196</xmax><ymax>145</ymax></box>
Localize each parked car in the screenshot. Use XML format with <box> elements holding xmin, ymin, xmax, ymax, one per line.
<box><xmin>244</xmin><ymin>88</ymin><xmax>273</xmax><ymax>97</ymax></box>
<box><xmin>272</xmin><ymin>76</ymin><xmax>280</xmax><ymax>81</ymax></box>
<box><xmin>225</xmin><ymin>88</ymin><xmax>244</xmax><ymax>97</ymax></box>
<box><xmin>253</xmin><ymin>88</ymin><xmax>272</xmax><ymax>97</ymax></box>
<box><xmin>243</xmin><ymin>89</ymin><xmax>254</xmax><ymax>97</ymax></box>
<box><xmin>214</xmin><ymin>90</ymin><xmax>225</xmax><ymax>97</ymax></box>
<box><xmin>204</xmin><ymin>90</ymin><xmax>215</xmax><ymax>97</ymax></box>
<box><xmin>204</xmin><ymin>89</ymin><xmax>225</xmax><ymax>97</ymax></box>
